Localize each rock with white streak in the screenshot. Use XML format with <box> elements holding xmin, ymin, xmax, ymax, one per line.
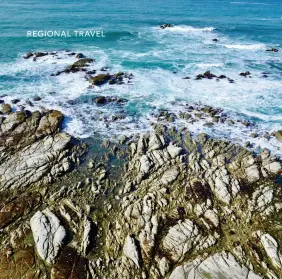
<box><xmin>123</xmin><ymin>235</ymin><xmax>140</xmax><ymax>268</ymax></box>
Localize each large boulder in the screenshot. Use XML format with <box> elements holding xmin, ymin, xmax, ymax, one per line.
<box><xmin>30</xmin><ymin>209</ymin><xmax>66</xmax><ymax>264</ymax></box>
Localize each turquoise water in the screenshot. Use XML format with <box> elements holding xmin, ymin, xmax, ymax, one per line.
<box><xmin>0</xmin><ymin>0</ymin><xmax>282</xmax><ymax>152</ymax></box>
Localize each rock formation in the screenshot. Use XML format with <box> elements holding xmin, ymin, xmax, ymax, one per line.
<box><xmin>0</xmin><ymin>106</ymin><xmax>282</xmax><ymax>279</ymax></box>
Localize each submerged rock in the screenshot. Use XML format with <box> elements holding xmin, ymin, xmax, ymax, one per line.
<box><xmin>266</xmin><ymin>48</ymin><xmax>279</xmax><ymax>52</ymax></box>
<box><xmin>160</xmin><ymin>23</ymin><xmax>173</xmax><ymax>29</ymax></box>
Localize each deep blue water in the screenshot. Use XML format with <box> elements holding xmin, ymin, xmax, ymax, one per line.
<box><xmin>0</xmin><ymin>0</ymin><xmax>282</xmax><ymax>152</ymax></box>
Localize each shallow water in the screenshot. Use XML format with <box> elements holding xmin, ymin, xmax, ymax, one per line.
<box><xmin>0</xmin><ymin>0</ymin><xmax>282</xmax><ymax>153</ymax></box>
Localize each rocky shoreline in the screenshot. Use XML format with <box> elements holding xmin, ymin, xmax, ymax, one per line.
<box><xmin>0</xmin><ymin>100</ymin><xmax>282</xmax><ymax>279</ymax></box>
<box><xmin>0</xmin><ymin>47</ymin><xmax>282</xmax><ymax>278</ymax></box>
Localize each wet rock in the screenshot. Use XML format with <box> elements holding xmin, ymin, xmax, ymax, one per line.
<box><xmin>204</xmin><ymin>122</ymin><xmax>214</xmax><ymax>128</ymax></box>
<box><xmin>35</xmin><ymin>52</ymin><xmax>48</xmax><ymax>58</ymax></box>
<box><xmin>160</xmin><ymin>23</ymin><xmax>173</xmax><ymax>29</ymax></box>
<box><xmin>11</xmin><ymin>98</ymin><xmax>20</xmax><ymax>104</ymax></box>
<box><xmin>0</xmin><ymin>103</ymin><xmax>12</xmax><ymax>114</ymax></box>
<box><xmin>250</xmin><ymin>132</ymin><xmax>258</xmax><ymax>138</ymax></box>
<box><xmin>93</xmin><ymin>96</ymin><xmax>128</xmax><ymax>105</ymax></box>
<box><xmin>212</xmin><ymin>38</ymin><xmax>219</xmax><ymax>42</ymax></box>
<box><xmin>76</xmin><ymin>53</ymin><xmax>85</xmax><ymax>59</ymax></box>
<box><xmin>33</xmin><ymin>96</ymin><xmax>42</xmax><ymax>101</ymax></box>
<box><xmin>275</xmin><ymin>130</ymin><xmax>282</xmax><ymax>142</ymax></box>
<box><xmin>239</xmin><ymin>71</ymin><xmax>251</xmax><ymax>77</ymax></box>
<box><xmin>86</xmin><ymin>70</ymin><xmax>96</xmax><ymax>75</ymax></box>
<box><xmin>30</xmin><ymin>209</ymin><xmax>66</xmax><ymax>264</ymax></box>
<box><xmin>68</xmin><ymin>58</ymin><xmax>95</xmax><ymax>73</ymax></box>
<box><xmin>266</xmin><ymin>48</ymin><xmax>279</xmax><ymax>52</ymax></box>
<box><xmin>94</xmin><ymin>96</ymin><xmax>106</xmax><ymax>104</ymax></box>
<box><xmin>90</xmin><ymin>74</ymin><xmax>111</xmax><ymax>86</ymax></box>
<box><xmin>23</xmin><ymin>52</ymin><xmax>33</xmax><ymax>59</ymax></box>
<box><xmin>218</xmin><ymin>75</ymin><xmax>227</xmax><ymax>79</ymax></box>
<box><xmin>196</xmin><ymin>71</ymin><xmax>217</xmax><ymax>80</ymax></box>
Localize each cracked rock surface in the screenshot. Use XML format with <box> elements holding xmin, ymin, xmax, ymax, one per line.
<box><xmin>0</xmin><ymin>109</ymin><xmax>282</xmax><ymax>279</ymax></box>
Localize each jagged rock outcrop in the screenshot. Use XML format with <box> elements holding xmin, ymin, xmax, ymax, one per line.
<box><xmin>0</xmin><ymin>115</ymin><xmax>282</xmax><ymax>279</ymax></box>
<box><xmin>0</xmin><ymin>109</ymin><xmax>82</xmax><ymax>192</ymax></box>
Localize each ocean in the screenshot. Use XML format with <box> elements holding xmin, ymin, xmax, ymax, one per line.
<box><xmin>0</xmin><ymin>0</ymin><xmax>282</xmax><ymax>154</ymax></box>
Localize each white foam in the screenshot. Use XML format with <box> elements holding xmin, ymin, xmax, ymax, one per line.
<box><xmin>196</xmin><ymin>63</ymin><xmax>224</xmax><ymax>69</ymax></box>
<box><xmin>223</xmin><ymin>43</ymin><xmax>266</xmax><ymax>50</ymax></box>
<box><xmin>1</xmin><ymin>25</ymin><xmax>282</xmax><ymax>156</ymax></box>
<box><xmin>156</xmin><ymin>25</ymin><xmax>215</xmax><ymax>33</ymax></box>
<box><xmin>230</xmin><ymin>2</ymin><xmax>273</xmax><ymax>5</ymax></box>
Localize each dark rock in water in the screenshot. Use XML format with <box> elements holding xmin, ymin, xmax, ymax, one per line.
<box><xmin>242</xmin><ymin>120</ymin><xmax>250</xmax><ymax>127</ymax></box>
<box><xmin>112</xmin><ymin>114</ymin><xmax>126</xmax><ymax>121</ymax></box>
<box><xmin>218</xmin><ymin>75</ymin><xmax>227</xmax><ymax>79</ymax></box>
<box><xmin>76</xmin><ymin>53</ymin><xmax>85</xmax><ymax>59</ymax></box>
<box><xmin>204</xmin><ymin>122</ymin><xmax>214</xmax><ymax>128</ymax></box>
<box><xmin>100</xmin><ymin>67</ymin><xmax>109</xmax><ymax>72</ymax></box>
<box><xmin>53</xmin><ymin>58</ymin><xmax>95</xmax><ymax>76</ymax></box>
<box><xmin>266</xmin><ymin>48</ymin><xmax>279</xmax><ymax>52</ymax></box>
<box><xmin>275</xmin><ymin>130</ymin><xmax>282</xmax><ymax>142</ymax></box>
<box><xmin>94</xmin><ymin>96</ymin><xmax>106</xmax><ymax>104</ymax></box>
<box><xmin>93</xmin><ymin>96</ymin><xmax>127</xmax><ymax>105</ymax></box>
<box><xmin>183</xmin><ymin>76</ymin><xmax>190</xmax><ymax>79</ymax></box>
<box><xmin>34</xmin><ymin>52</ymin><xmax>48</xmax><ymax>58</ymax></box>
<box><xmin>228</xmin><ymin>78</ymin><xmax>235</xmax><ymax>83</ymax></box>
<box><xmin>160</xmin><ymin>23</ymin><xmax>173</xmax><ymax>29</ymax></box>
<box><xmin>245</xmin><ymin>141</ymin><xmax>252</xmax><ymax>148</ymax></box>
<box><xmin>33</xmin><ymin>96</ymin><xmax>42</xmax><ymax>101</ymax></box>
<box><xmin>262</xmin><ymin>74</ymin><xmax>268</xmax><ymax>78</ymax></box>
<box><xmin>68</xmin><ymin>52</ymin><xmax>76</xmax><ymax>56</ymax></box>
<box><xmin>26</xmin><ymin>100</ymin><xmax>34</xmax><ymax>107</ymax></box>
<box><xmin>66</xmin><ymin>100</ymin><xmax>77</xmax><ymax>105</ymax></box>
<box><xmin>69</xmin><ymin>58</ymin><xmax>95</xmax><ymax>71</ymax></box>
<box><xmin>250</xmin><ymin>132</ymin><xmax>258</xmax><ymax>138</ymax></box>
<box><xmin>89</xmin><ymin>72</ymin><xmax>130</xmax><ymax>86</ymax></box>
<box><xmin>0</xmin><ymin>100</ymin><xmax>4</xmax><ymax>104</ymax></box>
<box><xmin>86</xmin><ymin>70</ymin><xmax>96</xmax><ymax>75</ymax></box>
<box><xmin>196</xmin><ymin>71</ymin><xmax>217</xmax><ymax>80</ymax></box>
<box><xmin>239</xmin><ymin>71</ymin><xmax>251</xmax><ymax>77</ymax></box>
<box><xmin>11</xmin><ymin>99</ymin><xmax>20</xmax><ymax>104</ymax></box>
<box><xmin>227</xmin><ymin>119</ymin><xmax>235</xmax><ymax>125</ymax></box>
<box><xmin>0</xmin><ymin>103</ymin><xmax>12</xmax><ymax>114</ymax></box>
<box><xmin>23</xmin><ymin>52</ymin><xmax>33</xmax><ymax>59</ymax></box>
<box><xmin>212</xmin><ymin>38</ymin><xmax>219</xmax><ymax>42</ymax></box>
<box><xmin>90</xmin><ymin>74</ymin><xmax>111</xmax><ymax>86</ymax></box>
<box><xmin>109</xmin><ymin>78</ymin><xmax>117</xmax><ymax>85</ymax></box>
<box><xmin>204</xmin><ymin>71</ymin><xmax>217</xmax><ymax>79</ymax></box>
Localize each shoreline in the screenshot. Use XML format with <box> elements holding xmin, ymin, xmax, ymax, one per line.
<box><xmin>1</xmin><ymin>49</ymin><xmax>282</xmax><ymax>157</ymax></box>
<box><xmin>0</xmin><ymin>46</ymin><xmax>282</xmax><ymax>279</ymax></box>
<box><xmin>0</xmin><ymin>105</ymin><xmax>282</xmax><ymax>278</ymax></box>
